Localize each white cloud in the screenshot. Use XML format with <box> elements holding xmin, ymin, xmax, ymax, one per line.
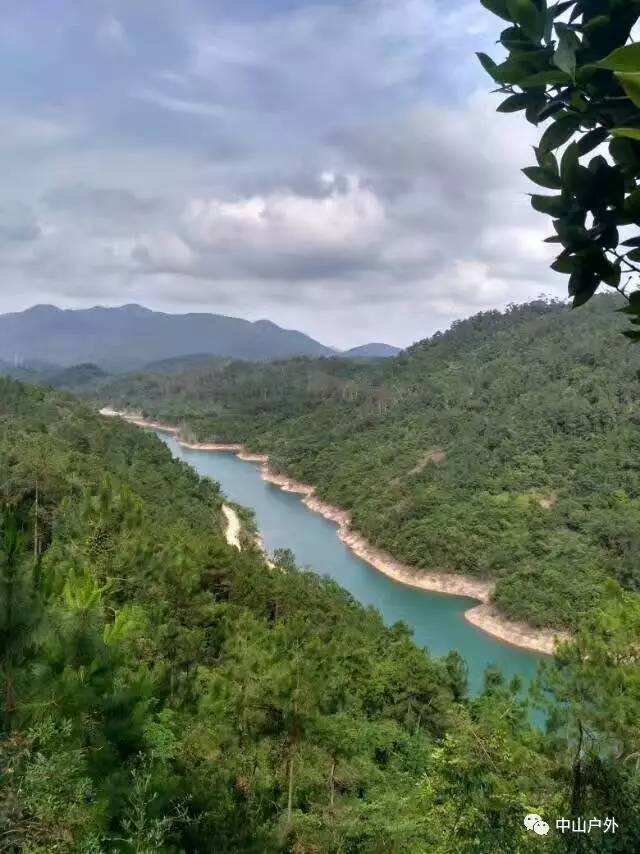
<box><xmin>181</xmin><ymin>175</ymin><xmax>385</xmax><ymax>259</ymax></box>
<box><xmin>98</xmin><ymin>15</ymin><xmax>128</xmax><ymax>50</ymax></box>
<box><xmin>131</xmin><ymin>89</ymin><xmax>226</xmax><ymax>118</ymax></box>
<box><xmin>0</xmin><ymin>112</ymin><xmax>81</xmax><ymax>148</ymax></box>
<box><xmin>186</xmin><ymin>0</ymin><xmax>489</xmax><ymax>121</ymax></box>
<box><xmin>0</xmin><ymin>0</ymin><xmax>566</xmax><ymax>346</ymax></box>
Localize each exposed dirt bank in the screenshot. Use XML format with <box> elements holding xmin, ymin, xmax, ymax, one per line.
<box><xmin>100</xmin><ymin>408</ymin><xmax>569</xmax><ymax>655</ymax></box>
<box><xmin>222</xmin><ymin>505</ymin><xmax>241</xmax><ymax>550</ymax></box>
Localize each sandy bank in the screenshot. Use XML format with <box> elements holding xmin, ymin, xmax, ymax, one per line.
<box><xmin>222</xmin><ymin>505</ymin><xmax>241</xmax><ymax>550</ymax></box>
<box><xmin>465</xmin><ymin>605</ymin><xmax>563</xmax><ymax>657</ymax></box>
<box><xmin>182</xmin><ymin>442</ymin><xmax>244</xmax><ymax>451</ymax></box>
<box><xmin>101</xmin><ymin>408</ymin><xmax>569</xmax><ymax>655</ymax></box>
<box><xmin>100</xmin><ymin>408</ymin><xmax>181</xmax><ymax>434</ymax></box>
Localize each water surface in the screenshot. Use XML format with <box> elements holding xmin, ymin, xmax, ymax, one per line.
<box><xmin>160</xmin><ymin>433</ymin><xmax>540</xmax><ymax>694</ymax></box>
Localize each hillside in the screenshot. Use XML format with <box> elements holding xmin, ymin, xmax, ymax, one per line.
<box><xmin>3</xmin><ymin>378</ymin><xmax>639</xmax><ymax>850</ymax></box>
<box><xmin>97</xmin><ymin>295</ymin><xmax>640</xmax><ymax>631</ymax></box>
<box><xmin>0</xmin><ymin>378</ymin><xmax>463</xmax><ymax>850</ymax></box>
<box><xmin>0</xmin><ymin>304</ymin><xmax>334</xmax><ymax>371</ymax></box>
<box><xmin>343</xmin><ymin>343</ymin><xmax>402</xmax><ymax>359</ymax></box>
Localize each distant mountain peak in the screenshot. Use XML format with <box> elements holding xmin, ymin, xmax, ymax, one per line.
<box><xmin>0</xmin><ymin>304</ymin><xmax>333</xmax><ymax>371</ymax></box>
<box><xmin>24</xmin><ymin>303</ymin><xmax>61</xmax><ymax>315</ymax></box>
<box><xmin>342</xmin><ymin>342</ymin><xmax>402</xmax><ymax>359</ymax></box>
<box><xmin>253</xmin><ymin>319</ymin><xmax>281</xmax><ymax>330</ymax></box>
<box><xmin>116</xmin><ymin>303</ymin><xmax>152</xmax><ymax>313</ymax></box>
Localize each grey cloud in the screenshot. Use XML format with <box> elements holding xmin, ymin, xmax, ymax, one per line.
<box><xmin>0</xmin><ymin>203</ymin><xmax>41</xmax><ymax>244</ymax></box>
<box><xmin>74</xmin><ymin>91</ymin><xmax>556</xmax><ymax>317</ymax></box>
<box><xmin>0</xmin><ymin>0</ymin><xmax>565</xmax><ymax>347</ymax></box>
<box><xmin>44</xmin><ymin>184</ymin><xmax>164</xmax><ymax>218</ymax></box>
<box><xmin>0</xmin><ymin>112</ymin><xmax>83</xmax><ymax>150</ymax></box>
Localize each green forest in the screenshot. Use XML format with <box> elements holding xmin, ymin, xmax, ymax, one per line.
<box><xmin>98</xmin><ymin>295</ymin><xmax>640</xmax><ymax>630</ymax></box>
<box><xmin>3</xmin><ymin>0</ymin><xmax>640</xmax><ymax>849</ymax></box>
<box><xmin>1</xmin><ymin>376</ymin><xmax>639</xmax><ymax>851</ymax></box>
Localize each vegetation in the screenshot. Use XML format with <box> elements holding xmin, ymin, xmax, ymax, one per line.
<box><xmin>3</xmin><ymin>379</ymin><xmax>460</xmax><ymax>850</ymax></box>
<box><xmin>478</xmin><ymin>0</ymin><xmax>640</xmax><ymax>329</ymax></box>
<box><xmin>98</xmin><ymin>295</ymin><xmax>640</xmax><ymax>630</ymax></box>
<box><xmin>1</xmin><ymin>378</ymin><xmax>638</xmax><ymax>849</ymax></box>
<box><xmin>0</xmin><ymin>379</ymin><xmax>522</xmax><ymax>850</ymax></box>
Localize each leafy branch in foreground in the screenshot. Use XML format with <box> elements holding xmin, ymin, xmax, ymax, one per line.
<box><xmin>478</xmin><ymin>0</ymin><xmax>640</xmax><ymax>336</ymax></box>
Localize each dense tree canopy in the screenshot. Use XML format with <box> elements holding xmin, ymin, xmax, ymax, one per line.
<box><xmin>0</xmin><ymin>380</ymin><xmax>511</xmax><ymax>850</ymax></box>
<box><xmin>98</xmin><ymin>296</ymin><xmax>640</xmax><ymax>630</ymax></box>
<box><xmin>0</xmin><ymin>378</ymin><xmax>637</xmax><ymax>849</ymax></box>
<box><xmin>478</xmin><ymin>0</ymin><xmax>640</xmax><ymax>330</ymax></box>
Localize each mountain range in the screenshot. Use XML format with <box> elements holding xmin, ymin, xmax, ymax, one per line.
<box><xmin>0</xmin><ymin>304</ymin><xmax>400</xmax><ymax>371</ymax></box>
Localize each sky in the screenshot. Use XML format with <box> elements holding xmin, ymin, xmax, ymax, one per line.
<box><xmin>0</xmin><ymin>0</ymin><xmax>564</xmax><ymax>348</ymax></box>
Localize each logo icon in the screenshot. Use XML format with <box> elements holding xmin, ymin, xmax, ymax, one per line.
<box><xmin>524</xmin><ymin>814</ymin><xmax>550</xmax><ymax>836</ymax></box>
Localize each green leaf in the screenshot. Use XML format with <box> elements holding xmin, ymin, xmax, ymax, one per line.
<box><xmin>583</xmin><ymin>14</ymin><xmax>610</xmax><ymax>33</ymax></box>
<box><xmin>551</xmin><ymin>252</ymin><xmax>576</xmax><ymax>273</ymax></box>
<box><xmin>531</xmin><ymin>194</ymin><xmax>566</xmax><ymax>215</ymax></box>
<box><xmin>497</xmin><ymin>94</ymin><xmax>530</xmax><ymax>112</ymax></box>
<box><xmin>500</xmin><ymin>25</ymin><xmax>527</xmax><ymax>49</ymax></box>
<box><xmin>577</xmin><ymin>128</ymin><xmax>608</xmax><ymax>156</ymax></box>
<box><xmin>628</xmin><ymin>248</ymin><xmax>640</xmax><ymax>263</ymax></box>
<box><xmin>587</xmin><ymin>154</ymin><xmax>608</xmax><ymax>175</ymax></box>
<box><xmin>535</xmin><ymin>147</ymin><xmax>559</xmax><ymax>173</ymax></box>
<box><xmin>625</xmin><ymin>189</ymin><xmax>640</xmax><ymax>220</ymax></box>
<box><xmin>561</xmin><ymin>141</ymin><xmax>580</xmax><ymax>190</ymax></box>
<box><xmin>573</xmin><ymin>290</ymin><xmax>597</xmax><ymax>307</ymax></box>
<box><xmin>476</xmin><ymin>52</ymin><xmax>500</xmax><ymax>80</ymax></box>
<box><xmin>523</xmin><ymin>166</ymin><xmax>562</xmax><ymax>189</ymax></box>
<box><xmin>554</xmin><ymin>30</ymin><xmax>578</xmax><ymax>79</ymax></box>
<box><xmin>525</xmin><ymin>95</ymin><xmax>547</xmax><ymax>125</ymax></box>
<box><xmin>569</xmin><ymin>2</ymin><xmax>582</xmax><ymax>24</ymax></box>
<box><xmin>610</xmin><ymin>138</ymin><xmax>640</xmax><ymax>171</ymax></box>
<box><xmin>506</xmin><ymin>0</ymin><xmax>544</xmax><ymax>42</ymax></box>
<box><xmin>538</xmin><ymin>99</ymin><xmax>566</xmax><ymax>121</ymax></box>
<box><xmin>518</xmin><ymin>69</ymin><xmax>572</xmax><ymax>87</ymax></box>
<box><xmin>493</xmin><ymin>57</ymin><xmax>537</xmax><ymax>85</ymax></box>
<box><xmin>598</xmin><ymin>259</ymin><xmax>621</xmax><ymax>288</ymax></box>
<box><xmin>555</xmin><ymin>221</ymin><xmax>591</xmax><ymax>250</ymax></box>
<box><xmin>597</xmin><ymin>43</ymin><xmax>640</xmax><ymax>73</ymax></box>
<box><xmin>569</xmin><ymin>267</ymin><xmax>599</xmax><ymax>307</ymax></box>
<box><xmin>615</xmin><ymin>73</ymin><xmax>640</xmax><ymax>109</ymax></box>
<box><xmin>611</xmin><ymin>127</ymin><xmax>640</xmax><ymax>141</ymax></box>
<box><xmin>570</xmin><ymin>92</ymin><xmax>589</xmax><ymax>113</ymax></box>
<box><xmin>540</xmin><ymin>114</ymin><xmax>580</xmax><ymax>152</ymax></box>
<box><xmin>621</xmin><ymin>236</ymin><xmax>640</xmax><ymax>248</ymax></box>
<box><xmin>480</xmin><ymin>0</ymin><xmax>512</xmax><ymax>22</ymax></box>
<box><xmin>575</xmin><ymin>64</ymin><xmax>599</xmax><ymax>85</ymax></box>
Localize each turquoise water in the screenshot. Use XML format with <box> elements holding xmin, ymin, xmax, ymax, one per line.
<box><xmin>160</xmin><ymin>433</ymin><xmax>541</xmax><ymax>695</ymax></box>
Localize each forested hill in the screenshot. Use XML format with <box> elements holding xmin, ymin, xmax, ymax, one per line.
<box><xmin>3</xmin><ymin>379</ymin><xmax>640</xmax><ymax>850</ymax></box>
<box><xmin>98</xmin><ymin>295</ymin><xmax>640</xmax><ymax>630</ymax></box>
<box><xmin>0</xmin><ymin>379</ymin><xmax>487</xmax><ymax>849</ymax></box>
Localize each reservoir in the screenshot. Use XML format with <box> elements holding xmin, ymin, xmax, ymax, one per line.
<box><xmin>159</xmin><ymin>432</ymin><xmax>540</xmax><ymax>695</ymax></box>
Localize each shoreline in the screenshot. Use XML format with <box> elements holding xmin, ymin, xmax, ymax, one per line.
<box><xmin>100</xmin><ymin>408</ymin><xmax>568</xmax><ymax>655</ymax></box>
<box><xmin>222</xmin><ymin>504</ymin><xmax>241</xmax><ymax>550</ymax></box>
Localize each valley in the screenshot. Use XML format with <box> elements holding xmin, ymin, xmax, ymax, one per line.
<box><xmin>103</xmin><ymin>406</ymin><xmax>563</xmax><ymax>656</ymax></box>
<box><xmin>97</xmin><ymin>296</ymin><xmax>640</xmax><ymax>635</ymax></box>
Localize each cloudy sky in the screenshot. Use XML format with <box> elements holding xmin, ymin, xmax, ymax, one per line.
<box><xmin>0</xmin><ymin>0</ymin><xmax>562</xmax><ymax>348</ymax></box>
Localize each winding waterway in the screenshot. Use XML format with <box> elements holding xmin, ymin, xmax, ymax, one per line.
<box><xmin>159</xmin><ymin>432</ymin><xmax>540</xmax><ymax>695</ymax></box>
